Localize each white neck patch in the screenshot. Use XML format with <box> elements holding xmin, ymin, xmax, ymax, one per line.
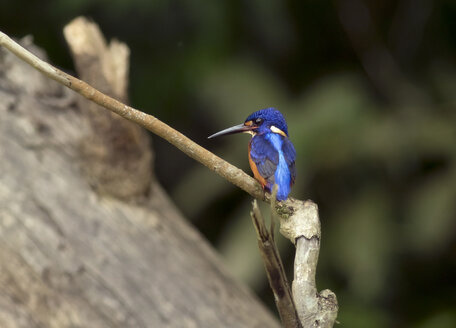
<box><xmin>270</xmin><ymin>125</ymin><xmax>287</xmax><ymax>137</ymax></box>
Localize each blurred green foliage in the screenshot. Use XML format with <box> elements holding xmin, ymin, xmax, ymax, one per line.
<box><xmin>2</xmin><ymin>0</ymin><xmax>456</xmax><ymax>326</ymax></box>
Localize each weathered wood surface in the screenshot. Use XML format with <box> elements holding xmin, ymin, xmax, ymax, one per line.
<box><xmin>0</xmin><ymin>36</ymin><xmax>279</xmax><ymax>328</ymax></box>
<box><xmin>64</xmin><ymin>17</ymin><xmax>154</xmax><ymax>201</ymax></box>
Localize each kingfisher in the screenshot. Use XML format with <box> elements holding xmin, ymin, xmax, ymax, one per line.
<box><xmin>209</xmin><ymin>107</ymin><xmax>296</xmax><ymax>201</ymax></box>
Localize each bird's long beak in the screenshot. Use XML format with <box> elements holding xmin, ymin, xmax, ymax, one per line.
<box><xmin>208</xmin><ymin>123</ymin><xmax>256</xmax><ymax>139</ymax></box>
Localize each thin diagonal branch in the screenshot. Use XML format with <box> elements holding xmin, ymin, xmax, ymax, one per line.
<box><xmin>0</xmin><ymin>29</ymin><xmax>264</xmax><ymax>200</ymax></box>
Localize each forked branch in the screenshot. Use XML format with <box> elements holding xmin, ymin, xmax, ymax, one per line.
<box><xmin>250</xmin><ymin>186</ymin><xmax>302</xmax><ymax>328</ymax></box>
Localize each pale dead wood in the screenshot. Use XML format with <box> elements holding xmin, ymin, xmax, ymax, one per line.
<box><xmin>279</xmin><ymin>200</ymin><xmax>339</xmax><ymax>327</ymax></box>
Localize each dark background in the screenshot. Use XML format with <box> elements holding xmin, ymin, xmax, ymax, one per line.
<box><xmin>2</xmin><ymin>0</ymin><xmax>456</xmax><ymax>326</ymax></box>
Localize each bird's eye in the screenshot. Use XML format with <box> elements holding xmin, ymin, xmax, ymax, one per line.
<box><xmin>255</xmin><ymin>118</ymin><xmax>263</xmax><ymax>125</ymax></box>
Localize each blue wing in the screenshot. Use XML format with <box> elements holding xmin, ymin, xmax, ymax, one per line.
<box><xmin>282</xmin><ymin>137</ymin><xmax>296</xmax><ymax>185</ymax></box>
<box><xmin>249</xmin><ymin>135</ymin><xmax>279</xmax><ymax>187</ymax></box>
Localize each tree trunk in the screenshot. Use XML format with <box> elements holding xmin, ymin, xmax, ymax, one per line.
<box><xmin>0</xmin><ymin>35</ymin><xmax>279</xmax><ymax>328</ymax></box>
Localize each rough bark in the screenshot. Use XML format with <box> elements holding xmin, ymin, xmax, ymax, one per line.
<box><xmin>0</xmin><ymin>36</ymin><xmax>279</xmax><ymax>328</ymax></box>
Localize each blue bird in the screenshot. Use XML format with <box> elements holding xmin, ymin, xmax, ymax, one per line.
<box><xmin>209</xmin><ymin>107</ymin><xmax>296</xmax><ymax>201</ymax></box>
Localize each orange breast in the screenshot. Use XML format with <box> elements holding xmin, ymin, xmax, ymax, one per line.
<box><xmin>248</xmin><ymin>143</ymin><xmax>268</xmax><ymax>188</ymax></box>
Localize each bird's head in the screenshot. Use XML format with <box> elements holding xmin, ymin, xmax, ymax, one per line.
<box><xmin>208</xmin><ymin>107</ymin><xmax>289</xmax><ymax>139</ymax></box>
